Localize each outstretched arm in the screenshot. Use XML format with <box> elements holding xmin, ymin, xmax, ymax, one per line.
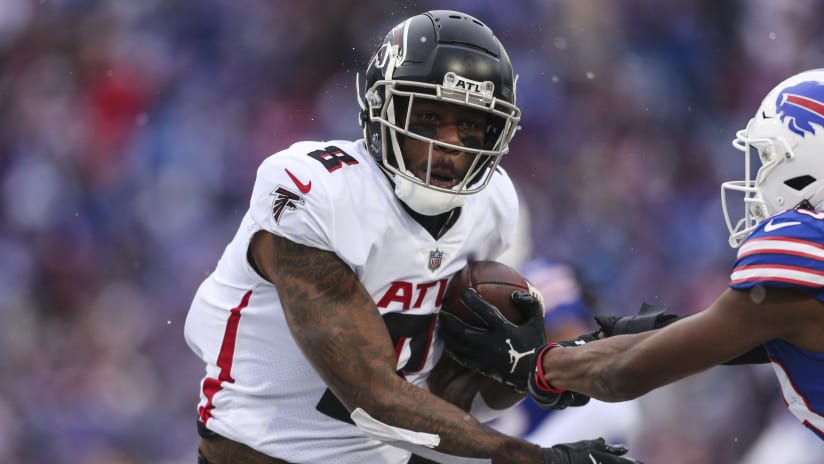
<box><xmin>539</xmin><ymin>287</ymin><xmax>824</xmax><ymax>401</ymax></box>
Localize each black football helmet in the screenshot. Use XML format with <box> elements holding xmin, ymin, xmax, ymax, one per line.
<box><xmin>357</xmin><ymin>10</ymin><xmax>521</xmax><ymax>215</ymax></box>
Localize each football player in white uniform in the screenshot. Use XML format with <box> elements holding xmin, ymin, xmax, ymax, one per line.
<box><xmin>184</xmin><ymin>9</ymin><xmax>638</xmax><ymax>464</ymax></box>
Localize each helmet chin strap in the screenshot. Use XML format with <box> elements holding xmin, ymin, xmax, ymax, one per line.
<box><xmin>394</xmin><ymin>171</ymin><xmax>466</xmax><ymax>216</ymax></box>
<box><xmin>803</xmin><ymin>184</ymin><xmax>824</xmax><ymax>211</ymax></box>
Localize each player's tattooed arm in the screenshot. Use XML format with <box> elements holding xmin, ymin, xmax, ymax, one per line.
<box><xmin>248</xmin><ymin>231</ymin><xmax>542</xmax><ymax>462</ymax></box>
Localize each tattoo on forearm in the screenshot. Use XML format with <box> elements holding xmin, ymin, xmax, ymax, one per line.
<box><xmin>264</xmin><ymin>234</ymin><xmax>526</xmax><ymax>458</ymax></box>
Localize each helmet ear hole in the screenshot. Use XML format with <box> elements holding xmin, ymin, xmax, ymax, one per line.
<box><xmin>785</xmin><ymin>175</ymin><xmax>817</xmax><ymax>191</ymax></box>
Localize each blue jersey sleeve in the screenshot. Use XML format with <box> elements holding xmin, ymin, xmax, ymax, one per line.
<box><xmin>730</xmin><ymin>209</ymin><xmax>824</xmax><ymax>301</ymax></box>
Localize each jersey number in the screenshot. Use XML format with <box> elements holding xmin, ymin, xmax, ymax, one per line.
<box><xmin>307</xmin><ymin>146</ymin><xmax>359</xmax><ymax>172</ymax></box>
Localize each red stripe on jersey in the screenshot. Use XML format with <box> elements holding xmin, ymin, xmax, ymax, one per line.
<box><xmin>739</xmin><ymin>236</ymin><xmax>824</xmax><ymax>254</ymax></box>
<box><xmin>730</xmin><ymin>262</ymin><xmax>824</xmax><ymax>287</ymax></box>
<box><xmin>771</xmin><ymin>357</ymin><xmax>824</xmax><ymax>438</ymax></box>
<box><xmin>733</xmin><ymin>263</ymin><xmax>824</xmax><ymax>276</ymax></box>
<box><xmin>731</xmin><ymin>275</ymin><xmax>822</xmax><ymax>287</ymax></box>
<box><xmin>797</xmin><ymin>209</ymin><xmax>824</xmax><ymax>220</ymax></box>
<box><xmin>393</xmin><ymin>315</ymin><xmax>438</xmax><ymax>376</ymax></box>
<box><xmin>393</xmin><ymin>337</ymin><xmax>405</xmax><ymax>362</ymax></box>
<box><xmin>738</xmin><ymin>244</ymin><xmax>824</xmax><ymax>262</ymax></box>
<box><xmin>743</xmin><ymin>236</ymin><xmax>824</xmax><ymax>248</ymax></box>
<box><xmin>199</xmin><ymin>289</ymin><xmax>253</xmax><ymax>425</ymax></box>
<box><xmin>803</xmin><ymin>419</ymin><xmax>824</xmax><ymax>440</ymax></box>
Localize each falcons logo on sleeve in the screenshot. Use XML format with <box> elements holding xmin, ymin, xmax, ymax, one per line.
<box><xmin>270</xmin><ymin>186</ymin><xmax>304</xmax><ymax>223</ymax></box>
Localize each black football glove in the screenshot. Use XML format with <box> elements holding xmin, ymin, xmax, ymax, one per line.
<box><xmin>438</xmin><ymin>289</ymin><xmax>546</xmax><ymax>392</ymax></box>
<box><xmin>542</xmin><ymin>438</ymin><xmax>641</xmax><ymax>464</ymax></box>
<box><xmin>593</xmin><ymin>302</ymin><xmax>678</xmax><ymax>337</ymax></box>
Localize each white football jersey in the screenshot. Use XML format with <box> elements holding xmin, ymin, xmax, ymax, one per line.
<box><xmin>184</xmin><ymin>139</ymin><xmax>519</xmax><ymax>463</ymax></box>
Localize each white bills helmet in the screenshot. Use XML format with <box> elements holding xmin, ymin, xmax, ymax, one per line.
<box><xmin>722</xmin><ymin>69</ymin><xmax>824</xmax><ymax>247</ymax></box>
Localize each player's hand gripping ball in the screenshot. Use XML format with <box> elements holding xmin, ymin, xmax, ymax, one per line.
<box><xmin>439</xmin><ymin>261</ymin><xmax>547</xmax><ymax>391</ymax></box>
<box><xmin>440</xmin><ymin>260</ymin><xmax>541</xmax><ymax>325</ymax></box>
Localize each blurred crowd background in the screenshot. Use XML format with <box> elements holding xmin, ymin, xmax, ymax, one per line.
<box><xmin>1</xmin><ymin>0</ymin><xmax>823</xmax><ymax>463</ymax></box>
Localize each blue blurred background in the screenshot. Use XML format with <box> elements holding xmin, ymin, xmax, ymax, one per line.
<box><xmin>1</xmin><ymin>1</ymin><xmax>822</xmax><ymax>463</ymax></box>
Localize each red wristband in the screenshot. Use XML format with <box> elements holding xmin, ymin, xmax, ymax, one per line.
<box><xmin>533</xmin><ymin>343</ymin><xmax>566</xmax><ymax>394</ymax></box>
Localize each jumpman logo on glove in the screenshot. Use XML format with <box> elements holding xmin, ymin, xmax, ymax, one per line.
<box><xmin>506</xmin><ymin>338</ymin><xmax>535</xmax><ymax>374</ymax></box>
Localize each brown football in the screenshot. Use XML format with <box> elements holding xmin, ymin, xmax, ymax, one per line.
<box><xmin>441</xmin><ymin>260</ymin><xmax>539</xmax><ymax>326</ymax></box>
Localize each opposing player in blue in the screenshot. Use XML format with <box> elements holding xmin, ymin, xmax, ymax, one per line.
<box><xmin>527</xmin><ymin>68</ymin><xmax>824</xmax><ymax>440</ymax></box>
<box><xmin>441</xmin><ymin>69</ymin><xmax>824</xmax><ymax>443</ymax></box>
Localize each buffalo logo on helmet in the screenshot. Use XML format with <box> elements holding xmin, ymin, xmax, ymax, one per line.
<box><xmin>777</xmin><ymin>81</ymin><xmax>824</xmax><ymax>137</ymax></box>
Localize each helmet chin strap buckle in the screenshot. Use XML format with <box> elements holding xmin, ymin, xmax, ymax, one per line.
<box><xmin>798</xmin><ymin>185</ymin><xmax>824</xmax><ymax>211</ymax></box>
<box><xmin>795</xmin><ymin>199</ymin><xmax>814</xmax><ymax>210</ymax></box>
